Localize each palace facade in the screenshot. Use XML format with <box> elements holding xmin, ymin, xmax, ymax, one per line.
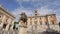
<box><xmin>19</xmin><ymin>10</ymin><xmax>59</xmax><ymax>34</ymax></box>
<box><xmin>27</xmin><ymin>10</ymin><xmax>59</xmax><ymax>31</ymax></box>
<box><xmin>0</xmin><ymin>5</ymin><xmax>15</xmax><ymax>32</ymax></box>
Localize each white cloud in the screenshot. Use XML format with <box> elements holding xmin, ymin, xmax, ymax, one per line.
<box><xmin>16</xmin><ymin>0</ymin><xmax>40</xmax><ymax>2</ymax></box>
<box><xmin>11</xmin><ymin>0</ymin><xmax>60</xmax><ymax>22</ymax></box>
<box><xmin>11</xmin><ymin>7</ymin><xmax>33</xmax><ymax>21</ymax></box>
<box><xmin>11</xmin><ymin>5</ymin><xmax>55</xmax><ymax>21</ymax></box>
<box><xmin>11</xmin><ymin>6</ymin><xmax>60</xmax><ymax>22</ymax></box>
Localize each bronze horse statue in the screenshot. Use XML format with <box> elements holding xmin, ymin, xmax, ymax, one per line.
<box><xmin>20</xmin><ymin>12</ymin><xmax>27</xmax><ymax>25</ymax></box>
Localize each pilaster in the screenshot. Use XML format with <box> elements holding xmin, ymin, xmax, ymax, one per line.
<box><xmin>10</xmin><ymin>20</ymin><xmax>14</xmax><ymax>30</ymax></box>
<box><xmin>5</xmin><ymin>18</ymin><xmax>11</xmax><ymax>31</ymax></box>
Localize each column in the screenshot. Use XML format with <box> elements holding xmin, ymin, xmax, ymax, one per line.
<box><xmin>41</xmin><ymin>17</ymin><xmax>44</xmax><ymax>28</ymax></box>
<box><xmin>10</xmin><ymin>20</ymin><xmax>14</xmax><ymax>30</ymax></box>
<box><xmin>5</xmin><ymin>18</ymin><xmax>11</xmax><ymax>31</ymax></box>
<box><xmin>0</xmin><ymin>15</ymin><xmax>6</xmax><ymax>29</ymax></box>
<box><xmin>47</xmin><ymin>16</ymin><xmax>51</xmax><ymax>28</ymax></box>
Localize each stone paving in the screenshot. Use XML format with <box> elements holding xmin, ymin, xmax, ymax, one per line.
<box><xmin>0</xmin><ymin>30</ymin><xmax>18</xmax><ymax>34</ymax></box>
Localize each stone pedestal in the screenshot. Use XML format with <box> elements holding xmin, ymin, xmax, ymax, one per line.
<box><xmin>19</xmin><ymin>27</ymin><xmax>27</xmax><ymax>34</ymax></box>
<box><xmin>18</xmin><ymin>21</ymin><xmax>27</xmax><ymax>34</ymax></box>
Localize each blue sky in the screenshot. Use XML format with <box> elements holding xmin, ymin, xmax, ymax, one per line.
<box><xmin>0</xmin><ymin>0</ymin><xmax>60</xmax><ymax>22</ymax></box>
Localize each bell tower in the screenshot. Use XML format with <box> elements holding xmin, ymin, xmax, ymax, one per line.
<box><xmin>34</xmin><ymin>10</ymin><xmax>38</xmax><ymax>16</ymax></box>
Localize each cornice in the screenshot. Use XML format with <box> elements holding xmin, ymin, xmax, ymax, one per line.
<box><xmin>27</xmin><ymin>14</ymin><xmax>56</xmax><ymax>18</ymax></box>
<box><xmin>0</xmin><ymin>6</ymin><xmax>15</xmax><ymax>19</ymax></box>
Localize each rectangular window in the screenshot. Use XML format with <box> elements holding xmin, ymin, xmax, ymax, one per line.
<box><xmin>40</xmin><ymin>17</ymin><xmax>41</xmax><ymax>19</ymax></box>
<box><xmin>30</xmin><ymin>22</ymin><xmax>32</xmax><ymax>25</ymax></box>
<box><xmin>0</xmin><ymin>16</ymin><xmax>1</xmax><ymax>18</ymax></box>
<box><xmin>10</xmin><ymin>20</ymin><xmax>12</xmax><ymax>24</ymax></box>
<box><xmin>8</xmin><ymin>25</ymin><xmax>11</xmax><ymax>30</ymax></box>
<box><xmin>0</xmin><ymin>15</ymin><xmax>2</xmax><ymax>24</ymax></box>
<box><xmin>6</xmin><ymin>18</ymin><xmax>8</xmax><ymax>23</ymax></box>
<box><xmin>0</xmin><ymin>15</ymin><xmax>2</xmax><ymax>19</ymax></box>
<box><xmin>40</xmin><ymin>21</ymin><xmax>42</xmax><ymax>25</ymax></box>
<box><xmin>35</xmin><ymin>17</ymin><xmax>37</xmax><ymax>19</ymax></box>
<box><xmin>3</xmin><ymin>24</ymin><xmax>7</xmax><ymax>29</ymax></box>
<box><xmin>45</xmin><ymin>22</ymin><xmax>48</xmax><ymax>25</ymax></box>
<box><xmin>50</xmin><ymin>16</ymin><xmax>52</xmax><ymax>18</ymax></box>
<box><xmin>30</xmin><ymin>18</ymin><xmax>32</xmax><ymax>20</ymax></box>
<box><xmin>59</xmin><ymin>22</ymin><xmax>60</xmax><ymax>26</ymax></box>
<box><xmin>30</xmin><ymin>18</ymin><xmax>32</xmax><ymax>25</ymax></box>
<box><xmin>52</xmin><ymin>21</ymin><xmax>54</xmax><ymax>25</ymax></box>
<box><xmin>0</xmin><ymin>21</ymin><xmax>1</xmax><ymax>24</ymax></box>
<box><xmin>35</xmin><ymin>21</ymin><xmax>37</xmax><ymax>24</ymax></box>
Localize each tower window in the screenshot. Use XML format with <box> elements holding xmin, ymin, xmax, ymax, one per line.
<box><xmin>35</xmin><ymin>14</ymin><xmax>37</xmax><ymax>16</ymax></box>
